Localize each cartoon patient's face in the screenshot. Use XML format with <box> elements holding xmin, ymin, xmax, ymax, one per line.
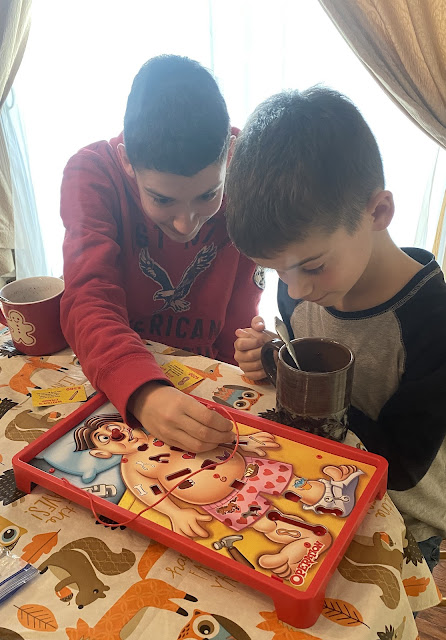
<box><xmin>126</xmin><ymin>436</ymin><xmax>247</xmax><ymax>505</ymax></box>
<box><xmin>89</xmin><ymin>421</ymin><xmax>148</xmax><ymax>458</ymax></box>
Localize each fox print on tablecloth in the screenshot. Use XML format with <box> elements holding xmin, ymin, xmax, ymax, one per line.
<box><xmin>66</xmin><ymin>541</ymin><xmax>252</xmax><ymax>640</ymax></box>
<box><xmin>0</xmin><ymin>356</ymin><xmax>68</xmax><ymax>396</ymax></box>
<box><xmin>182</xmin><ymin>362</ymin><xmax>223</xmax><ymax>394</ymax></box>
<box><xmin>39</xmin><ymin>537</ymin><xmax>136</xmax><ymax>609</ymax></box>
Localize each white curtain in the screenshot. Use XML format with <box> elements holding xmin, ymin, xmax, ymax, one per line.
<box><xmin>415</xmin><ymin>148</ymin><xmax>446</xmax><ymax>269</ymax></box>
<box><xmin>12</xmin><ymin>0</ymin><xmax>440</xmax><ymax>324</ymax></box>
<box><xmin>0</xmin><ymin>90</ymin><xmax>48</xmax><ymax>278</ymax></box>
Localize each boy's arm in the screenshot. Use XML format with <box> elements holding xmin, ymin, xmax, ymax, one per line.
<box><xmin>60</xmin><ymin>150</ymin><xmax>172</xmax><ymax>421</ymax></box>
<box><xmin>348</xmin><ymin>351</ymin><xmax>446</xmax><ymax>492</ymax></box>
<box><xmin>213</xmin><ymin>254</ymin><xmax>263</xmax><ymax>364</ymax></box>
<box><xmin>61</xmin><ymin>151</ymin><xmax>232</xmax><ymax>451</ymax></box>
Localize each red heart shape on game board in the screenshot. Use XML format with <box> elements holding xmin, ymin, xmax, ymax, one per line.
<box><xmin>263</xmin><ymin>469</ymin><xmax>273</xmax><ymax>475</ymax></box>
<box><xmin>247</xmin><ymin>486</ymin><xmax>257</xmax><ymax>493</ymax></box>
<box><xmin>279</xmin><ymin>465</ymin><xmax>289</xmax><ymax>472</ymax></box>
<box><xmin>276</xmin><ymin>476</ymin><xmax>287</xmax><ymax>483</ymax></box>
<box><xmin>257</xmin><ymin>460</ymin><xmax>264</xmax><ymax>466</ymax></box>
<box><xmin>236</xmin><ymin>494</ymin><xmax>245</xmax><ymax>501</ymax></box>
<box><xmin>224</xmin><ymin>518</ymin><xmax>232</xmax><ymax>525</ymax></box>
<box><xmin>236</xmin><ymin>517</ymin><xmax>248</xmax><ymax>525</ymax></box>
<box><xmin>272</xmin><ymin>490</ymin><xmax>280</xmax><ymax>495</ymax></box>
<box><xmin>265</xmin><ymin>482</ymin><xmax>275</xmax><ymax>489</ymax></box>
<box><xmin>268</xmin><ymin>460</ymin><xmax>276</xmax><ymax>464</ymax></box>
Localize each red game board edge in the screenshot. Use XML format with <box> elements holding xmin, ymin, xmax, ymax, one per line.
<box><xmin>12</xmin><ymin>392</ymin><xmax>388</xmax><ymax>628</ymax></box>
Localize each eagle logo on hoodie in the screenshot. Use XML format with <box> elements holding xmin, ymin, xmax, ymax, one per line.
<box><xmin>139</xmin><ymin>244</ymin><xmax>217</xmax><ymax>313</ymax></box>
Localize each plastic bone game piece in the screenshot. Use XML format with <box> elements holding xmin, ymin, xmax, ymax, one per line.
<box><xmin>12</xmin><ymin>392</ymin><xmax>387</xmax><ymax>628</ymax></box>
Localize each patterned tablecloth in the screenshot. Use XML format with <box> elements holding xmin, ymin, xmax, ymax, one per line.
<box><xmin>0</xmin><ymin>328</ymin><xmax>440</xmax><ymax>640</ymax></box>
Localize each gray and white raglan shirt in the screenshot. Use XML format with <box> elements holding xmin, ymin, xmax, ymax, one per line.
<box><xmin>278</xmin><ymin>248</ymin><xmax>446</xmax><ymax>543</ymax></box>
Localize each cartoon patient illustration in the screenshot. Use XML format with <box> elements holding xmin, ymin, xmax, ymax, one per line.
<box><xmin>73</xmin><ymin>413</ymin><xmax>363</xmax><ymax>580</ymax></box>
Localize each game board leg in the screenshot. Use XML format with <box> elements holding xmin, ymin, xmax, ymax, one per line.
<box><xmin>274</xmin><ymin>590</ymin><xmax>324</xmax><ymax>629</ymax></box>
<box><xmin>13</xmin><ymin>468</ymin><xmax>35</xmax><ymax>494</ymax></box>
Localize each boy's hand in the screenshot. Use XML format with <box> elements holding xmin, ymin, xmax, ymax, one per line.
<box><xmin>129</xmin><ymin>382</ymin><xmax>233</xmax><ymax>453</ymax></box>
<box><xmin>234</xmin><ymin>316</ymin><xmax>277</xmax><ymax>380</ymax></box>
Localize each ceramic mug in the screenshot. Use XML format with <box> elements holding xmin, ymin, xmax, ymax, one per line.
<box><xmin>0</xmin><ymin>276</ymin><xmax>67</xmax><ymax>355</ymax></box>
<box><xmin>261</xmin><ymin>337</ymin><xmax>354</xmax><ymax>441</ymax></box>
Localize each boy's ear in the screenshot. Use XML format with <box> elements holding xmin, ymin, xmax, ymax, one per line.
<box><xmin>226</xmin><ymin>135</ymin><xmax>237</xmax><ymax>167</ymax></box>
<box><xmin>368</xmin><ymin>190</ymin><xmax>394</xmax><ymax>231</ymax></box>
<box><xmin>89</xmin><ymin>449</ymin><xmax>112</xmax><ymax>459</ymax></box>
<box><xmin>117</xmin><ymin>143</ymin><xmax>136</xmax><ymax>179</ymax></box>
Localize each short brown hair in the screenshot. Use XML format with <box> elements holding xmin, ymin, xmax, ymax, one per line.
<box><xmin>124</xmin><ymin>55</ymin><xmax>230</xmax><ymax>175</ymax></box>
<box><xmin>73</xmin><ymin>413</ymin><xmax>123</xmax><ymax>451</ymax></box>
<box><xmin>226</xmin><ymin>87</ymin><xmax>385</xmax><ymax>258</ymax></box>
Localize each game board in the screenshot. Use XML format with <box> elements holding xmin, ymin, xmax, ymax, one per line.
<box><xmin>12</xmin><ymin>393</ymin><xmax>387</xmax><ymax>628</ymax></box>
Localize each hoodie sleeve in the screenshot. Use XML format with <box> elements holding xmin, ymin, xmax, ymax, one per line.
<box><xmin>60</xmin><ymin>148</ymin><xmax>171</xmax><ymax>423</ymax></box>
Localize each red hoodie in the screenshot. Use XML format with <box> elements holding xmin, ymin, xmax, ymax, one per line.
<box><xmin>60</xmin><ymin>132</ymin><xmax>262</xmax><ymax>421</ymax></box>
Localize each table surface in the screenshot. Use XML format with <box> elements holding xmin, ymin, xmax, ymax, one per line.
<box><xmin>0</xmin><ymin>328</ymin><xmax>440</xmax><ymax>640</ymax></box>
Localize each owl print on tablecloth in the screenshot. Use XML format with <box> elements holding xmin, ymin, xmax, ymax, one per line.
<box><xmin>212</xmin><ymin>385</ymin><xmax>263</xmax><ymax>411</ymax></box>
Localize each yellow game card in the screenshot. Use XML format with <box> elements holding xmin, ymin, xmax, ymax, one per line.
<box><xmin>161</xmin><ymin>360</ymin><xmax>204</xmax><ymax>390</ymax></box>
<box><xmin>31</xmin><ymin>385</ymin><xmax>87</xmax><ymax>407</ymax></box>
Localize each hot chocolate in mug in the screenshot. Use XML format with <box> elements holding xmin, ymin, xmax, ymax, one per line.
<box><xmin>261</xmin><ymin>337</ymin><xmax>354</xmax><ymax>441</ymax></box>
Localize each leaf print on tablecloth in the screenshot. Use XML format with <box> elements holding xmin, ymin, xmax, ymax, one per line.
<box><xmin>402</xmin><ymin>528</ymin><xmax>424</xmax><ymax>566</ymax></box>
<box><xmin>0</xmin><ymin>468</ymin><xmax>27</xmax><ymax>506</ymax></box>
<box><xmin>256</xmin><ymin>610</ymin><xmax>323</xmax><ymax>639</ymax></box>
<box><xmin>403</xmin><ymin>576</ymin><xmax>430</xmax><ymax>596</ymax></box>
<box><xmin>15</xmin><ymin>604</ymin><xmax>58</xmax><ymax>632</ymax></box>
<box><xmin>322</xmin><ymin>598</ymin><xmax>369</xmax><ymax>628</ymax></box>
<box><xmin>376</xmin><ymin>616</ymin><xmax>406</xmax><ymax>639</ymax></box>
<box><xmin>21</xmin><ymin>530</ymin><xmax>59</xmax><ymax>563</ymax></box>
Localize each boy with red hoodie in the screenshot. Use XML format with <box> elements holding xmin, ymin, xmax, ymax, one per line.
<box><xmin>60</xmin><ymin>55</ymin><xmax>262</xmax><ymax>453</ymax></box>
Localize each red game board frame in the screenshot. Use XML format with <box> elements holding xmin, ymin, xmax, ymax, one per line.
<box><xmin>12</xmin><ymin>392</ymin><xmax>387</xmax><ymax>628</ymax></box>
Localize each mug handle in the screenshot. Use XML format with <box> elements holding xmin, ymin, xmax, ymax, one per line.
<box><xmin>260</xmin><ymin>339</ymin><xmax>284</xmax><ymax>387</ymax></box>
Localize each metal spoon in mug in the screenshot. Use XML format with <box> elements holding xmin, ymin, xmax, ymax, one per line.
<box><xmin>274</xmin><ymin>316</ymin><xmax>301</xmax><ymax>370</ymax></box>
